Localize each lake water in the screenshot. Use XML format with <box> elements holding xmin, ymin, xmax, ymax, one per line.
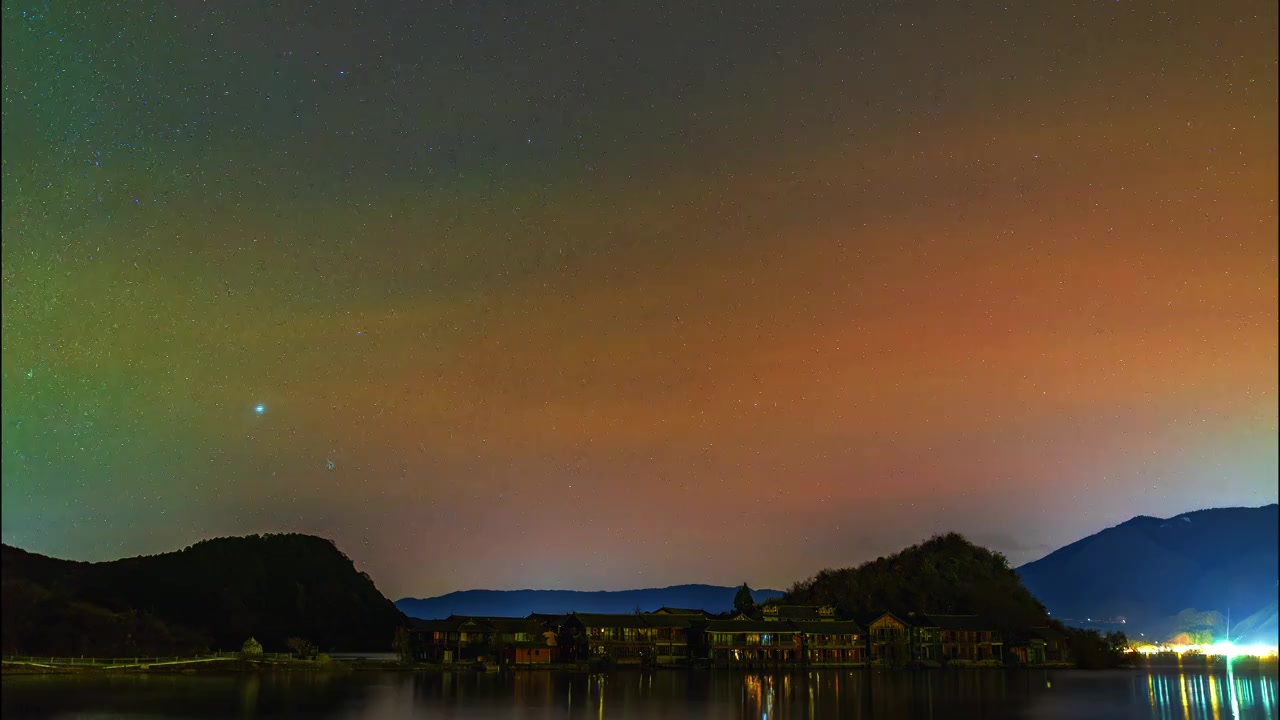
<box><xmin>3</xmin><ymin>667</ymin><xmax>1277</xmax><ymax>719</ymax></box>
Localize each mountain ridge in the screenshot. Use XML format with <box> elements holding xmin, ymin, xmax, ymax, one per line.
<box><xmin>396</xmin><ymin>584</ymin><xmax>784</xmax><ymax>619</ymax></box>
<box><xmin>1017</xmin><ymin>504</ymin><xmax>1278</xmax><ymax>642</ymax></box>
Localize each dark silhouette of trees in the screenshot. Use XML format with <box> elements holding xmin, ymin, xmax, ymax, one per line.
<box><xmin>734</xmin><ymin>583</ymin><xmax>757</xmax><ymax>616</ymax></box>
<box><xmin>782</xmin><ymin>533</ymin><xmax>1052</xmax><ymax>634</ymax></box>
<box><xmin>1066</xmin><ymin>627</ymin><xmax>1128</xmax><ymax>668</ymax></box>
<box><xmin>286</xmin><ymin>637</ymin><xmax>318</xmax><ymax>659</ymax></box>
<box><xmin>1</xmin><ymin>535</ymin><xmax>407</xmax><ymax>656</ymax></box>
<box><xmin>392</xmin><ymin>626</ymin><xmax>412</xmax><ymax>663</ymax></box>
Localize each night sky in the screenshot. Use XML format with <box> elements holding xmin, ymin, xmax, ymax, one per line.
<box><xmin>2</xmin><ymin>0</ymin><xmax>1276</xmax><ymax>600</ymax></box>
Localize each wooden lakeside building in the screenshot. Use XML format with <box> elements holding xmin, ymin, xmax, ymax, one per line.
<box><xmin>919</xmin><ymin>614</ymin><xmax>1005</xmax><ymax>664</ymax></box>
<box><xmin>1008</xmin><ymin>625</ymin><xmax>1070</xmax><ymax>665</ymax></box>
<box><xmin>407</xmin><ymin>605</ymin><xmax>1058</xmax><ymax>668</ymax></box>
<box><xmin>408</xmin><ymin>615</ymin><xmax>555</xmax><ymax>666</ymax></box>
<box><xmin>560</xmin><ymin>612</ymin><xmax>696</xmax><ymax>665</ymax></box>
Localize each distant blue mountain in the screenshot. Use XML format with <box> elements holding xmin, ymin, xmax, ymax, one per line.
<box><xmin>1232</xmin><ymin>600</ymin><xmax>1279</xmax><ymax>646</ymax></box>
<box><xmin>396</xmin><ymin>584</ymin><xmax>784</xmax><ymax>619</ymax></box>
<box><xmin>1017</xmin><ymin>504</ymin><xmax>1278</xmax><ymax>642</ymax></box>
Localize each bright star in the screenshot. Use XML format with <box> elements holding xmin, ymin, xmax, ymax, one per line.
<box><xmin>254</xmin><ymin>404</ymin><xmax>266</xmax><ymax>415</ymax></box>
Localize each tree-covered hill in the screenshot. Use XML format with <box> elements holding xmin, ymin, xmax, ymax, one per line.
<box><xmin>1</xmin><ymin>534</ymin><xmax>406</xmax><ymax>656</ymax></box>
<box><xmin>780</xmin><ymin>533</ymin><xmax>1051</xmax><ymax>632</ymax></box>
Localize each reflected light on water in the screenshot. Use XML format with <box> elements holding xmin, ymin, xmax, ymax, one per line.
<box><xmin>1264</xmin><ymin>671</ymin><xmax>1275</xmax><ymax>716</ymax></box>
<box><xmin>1181</xmin><ymin>673</ymin><xmax>1190</xmax><ymax>720</ymax></box>
<box><xmin>4</xmin><ymin>666</ymin><xmax>1278</xmax><ymax>719</ymax></box>
<box><xmin>741</xmin><ymin>674</ymin><xmax>780</xmax><ymax>719</ymax></box>
<box><xmin>1130</xmin><ymin>670</ymin><xmax>1270</xmax><ymax>720</ymax></box>
<box><xmin>1226</xmin><ymin>661</ymin><xmax>1239</xmax><ymax>720</ymax></box>
<box><xmin>1139</xmin><ymin>667</ymin><xmax>1279</xmax><ymax>720</ymax></box>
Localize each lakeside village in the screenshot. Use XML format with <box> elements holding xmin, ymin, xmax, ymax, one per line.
<box><xmin>408</xmin><ymin>604</ymin><xmax>1073</xmax><ymax>670</ymax></box>
<box><xmin>7</xmin><ymin>604</ymin><xmax>1274</xmax><ymax>673</ymax></box>
<box><xmin>410</xmin><ymin>605</ymin><xmax>1280</xmax><ymax>671</ymax></box>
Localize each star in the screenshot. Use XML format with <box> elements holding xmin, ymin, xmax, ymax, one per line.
<box><xmin>254</xmin><ymin>404</ymin><xmax>266</xmax><ymax>415</ymax></box>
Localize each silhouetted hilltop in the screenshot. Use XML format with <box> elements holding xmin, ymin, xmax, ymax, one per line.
<box><xmin>1</xmin><ymin>534</ymin><xmax>406</xmax><ymax>656</ymax></box>
<box><xmin>1017</xmin><ymin>505</ymin><xmax>1279</xmax><ymax>640</ymax></box>
<box><xmin>780</xmin><ymin>533</ymin><xmax>1052</xmax><ymax>631</ymax></box>
<box><xmin>396</xmin><ymin>584</ymin><xmax>783</xmax><ymax>619</ymax></box>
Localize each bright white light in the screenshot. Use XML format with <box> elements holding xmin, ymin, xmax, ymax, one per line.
<box><xmin>254</xmin><ymin>404</ymin><xmax>266</xmax><ymax>415</ymax></box>
<box><xmin>1129</xmin><ymin>641</ymin><xmax>1279</xmax><ymax>658</ymax></box>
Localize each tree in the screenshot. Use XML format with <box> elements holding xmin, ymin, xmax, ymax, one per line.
<box><xmin>734</xmin><ymin>583</ymin><xmax>757</xmax><ymax>616</ymax></box>
<box><xmin>286</xmin><ymin>636</ymin><xmax>317</xmax><ymax>659</ymax></box>
<box><xmin>392</xmin><ymin>626</ymin><xmax>412</xmax><ymax>664</ymax></box>
<box><xmin>241</xmin><ymin>637</ymin><xmax>263</xmax><ymax>657</ymax></box>
<box><xmin>1104</xmin><ymin>631</ymin><xmax>1129</xmax><ymax>652</ymax></box>
<box><xmin>1066</xmin><ymin>627</ymin><xmax>1126</xmax><ymax>669</ymax></box>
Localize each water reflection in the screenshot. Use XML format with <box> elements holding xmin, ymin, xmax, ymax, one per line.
<box><xmin>1136</xmin><ymin>665</ymin><xmax>1277</xmax><ymax>720</ymax></box>
<box><xmin>1</xmin><ymin>666</ymin><xmax>1275</xmax><ymax>719</ymax></box>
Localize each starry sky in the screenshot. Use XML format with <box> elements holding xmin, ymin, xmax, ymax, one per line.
<box><xmin>2</xmin><ymin>0</ymin><xmax>1276</xmax><ymax>600</ymax></box>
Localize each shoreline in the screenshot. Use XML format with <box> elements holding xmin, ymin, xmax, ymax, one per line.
<box><xmin>5</xmin><ymin>657</ymin><xmax>1274</xmax><ymax>677</ymax></box>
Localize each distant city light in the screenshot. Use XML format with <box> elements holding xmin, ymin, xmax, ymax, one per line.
<box><xmin>1129</xmin><ymin>641</ymin><xmax>1279</xmax><ymax>658</ymax></box>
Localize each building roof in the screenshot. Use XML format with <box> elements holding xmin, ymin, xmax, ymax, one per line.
<box><xmin>408</xmin><ymin>615</ymin><xmax>494</xmax><ymax>632</ymax></box>
<box><xmin>572</xmin><ymin>613</ymin><xmax>651</xmax><ymax>629</ymax></box>
<box><xmin>648</xmin><ymin>607</ymin><xmax>709</xmax><ymax>617</ymax></box>
<box><xmin>917</xmin><ymin>614</ymin><xmax>998</xmax><ymax>631</ymax></box>
<box><xmin>704</xmin><ymin>619</ymin><xmax>798</xmax><ymax>633</ymax></box>
<box><xmin>411</xmin><ymin>615</ymin><xmax>549</xmax><ymax>635</ymax></box>
<box><xmin>793</xmin><ymin>620</ymin><xmax>863</xmax><ymax>635</ymax></box>
<box><xmin>642</xmin><ymin>615</ymin><xmax>694</xmax><ymax>629</ymax></box>
<box><xmin>458</xmin><ymin>616</ymin><xmax>542</xmax><ymax>633</ymax></box>
<box><xmin>855</xmin><ymin>611</ymin><xmax>911</xmax><ymax>628</ymax></box>
<box><xmin>527</xmin><ymin>612</ymin><xmax>570</xmax><ymax>623</ymax></box>
<box><xmin>1026</xmin><ymin>625</ymin><xmax>1067</xmax><ymax>641</ymax></box>
<box><xmin>409</xmin><ymin>618</ymin><xmax>455</xmax><ymax>632</ymax></box>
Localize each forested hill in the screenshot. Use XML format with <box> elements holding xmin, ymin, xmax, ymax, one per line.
<box><xmin>1</xmin><ymin>534</ymin><xmax>406</xmax><ymax>656</ymax></box>
<box><xmin>781</xmin><ymin>533</ymin><xmax>1051</xmax><ymax>631</ymax></box>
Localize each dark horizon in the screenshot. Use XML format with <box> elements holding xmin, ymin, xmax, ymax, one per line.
<box><xmin>5</xmin><ymin>502</ymin><xmax>1276</xmax><ymax>600</ymax></box>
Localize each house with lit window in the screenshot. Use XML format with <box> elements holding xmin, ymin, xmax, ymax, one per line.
<box><xmin>859</xmin><ymin>612</ymin><xmax>915</xmax><ymax>667</ymax></box>
<box><xmin>1009</xmin><ymin>625</ymin><xmax>1070</xmax><ymax>666</ymax></box>
<box><xmin>643</xmin><ymin>614</ymin><xmax>695</xmax><ymax>665</ymax></box>
<box><xmin>565</xmin><ymin>613</ymin><xmax>652</xmax><ymax>664</ymax></box>
<box><xmin>762</xmin><ymin>605</ymin><xmax>838</xmax><ymax>622</ymax></box>
<box><xmin>559</xmin><ymin>612</ymin><xmax>697</xmax><ymax>666</ymax></box>
<box><xmin>905</xmin><ymin>613</ymin><xmax>941</xmax><ymax>664</ymax></box>
<box><xmin>408</xmin><ymin>616</ymin><xmax>496</xmax><ymax>664</ymax></box>
<box><xmin>917</xmin><ymin>614</ymin><xmax>1003</xmax><ymax>664</ymax></box>
<box><xmin>703</xmin><ymin>619</ymin><xmax>799</xmax><ymax>665</ymax></box>
<box><xmin>408</xmin><ymin>616</ymin><xmax>554</xmax><ymax>665</ymax></box>
<box><xmin>479</xmin><ymin>616</ymin><xmax>555</xmax><ymax>665</ymax></box>
<box><xmin>1032</xmin><ymin>626</ymin><xmax>1069</xmax><ymax>664</ymax></box>
<box><xmin>794</xmin><ymin>620</ymin><xmax>865</xmax><ymax>664</ymax></box>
